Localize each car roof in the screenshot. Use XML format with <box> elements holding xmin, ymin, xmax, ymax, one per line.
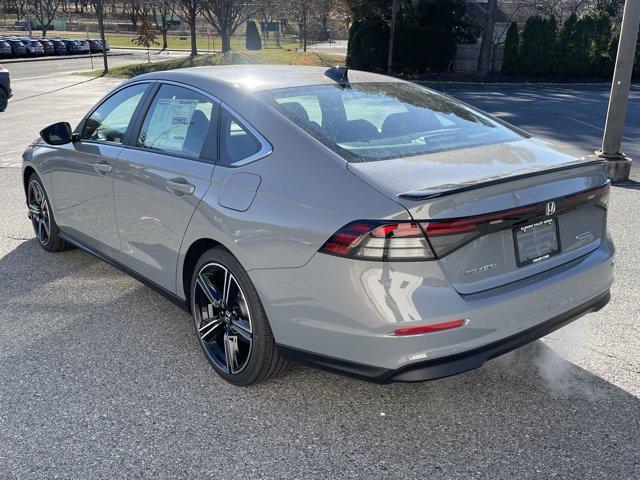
<box><xmin>136</xmin><ymin>65</ymin><xmax>404</xmax><ymax>93</ymax></box>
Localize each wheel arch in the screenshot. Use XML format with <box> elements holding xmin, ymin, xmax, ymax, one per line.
<box><xmin>23</xmin><ymin>165</ymin><xmax>36</xmax><ymax>194</ymax></box>
<box><xmin>181</xmin><ymin>238</ymin><xmax>225</xmax><ymax>306</ymax></box>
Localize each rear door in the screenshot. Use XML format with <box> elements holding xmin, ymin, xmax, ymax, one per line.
<box><xmin>114</xmin><ymin>82</ymin><xmax>219</xmax><ymax>292</ymax></box>
<box><xmin>51</xmin><ymin>82</ymin><xmax>151</xmax><ymax>258</ymax></box>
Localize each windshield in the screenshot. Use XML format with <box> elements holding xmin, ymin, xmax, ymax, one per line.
<box><xmin>260</xmin><ymin>82</ymin><xmax>523</xmax><ymax>162</ymax></box>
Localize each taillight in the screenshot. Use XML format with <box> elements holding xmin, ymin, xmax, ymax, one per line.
<box><xmin>564</xmin><ymin>182</ymin><xmax>610</xmax><ymax>208</ymax></box>
<box><xmin>319</xmin><ymin>221</ymin><xmax>435</xmax><ymax>261</ymax></box>
<box><xmin>320</xmin><ymin>183</ymin><xmax>609</xmax><ymax>262</ymax></box>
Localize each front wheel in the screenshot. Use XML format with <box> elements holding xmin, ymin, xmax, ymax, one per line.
<box><xmin>190</xmin><ymin>247</ymin><xmax>288</xmax><ymax>386</ymax></box>
<box><xmin>27</xmin><ymin>172</ymin><xmax>69</xmax><ymax>252</ymax></box>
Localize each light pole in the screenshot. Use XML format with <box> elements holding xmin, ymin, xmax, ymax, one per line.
<box><xmin>387</xmin><ymin>0</ymin><xmax>399</xmax><ymax>75</ymax></box>
<box><xmin>597</xmin><ymin>0</ymin><xmax>640</xmax><ymax>182</ymax></box>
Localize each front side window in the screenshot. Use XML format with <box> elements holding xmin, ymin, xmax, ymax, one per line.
<box><xmin>261</xmin><ymin>82</ymin><xmax>524</xmax><ymax>162</ymax></box>
<box><xmin>82</xmin><ymin>83</ymin><xmax>148</xmax><ymax>144</ymax></box>
<box><xmin>137</xmin><ymin>84</ymin><xmax>217</xmax><ymax>159</ymax></box>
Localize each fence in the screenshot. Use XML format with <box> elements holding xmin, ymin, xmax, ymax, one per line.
<box><xmin>454</xmin><ymin>42</ymin><xmax>505</xmax><ymax>73</ymax></box>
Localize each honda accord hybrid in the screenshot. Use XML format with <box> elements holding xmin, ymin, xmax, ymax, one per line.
<box><xmin>22</xmin><ymin>66</ymin><xmax>614</xmax><ymax>385</ymax></box>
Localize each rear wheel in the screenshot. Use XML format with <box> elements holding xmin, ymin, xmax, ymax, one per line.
<box><xmin>190</xmin><ymin>247</ymin><xmax>288</xmax><ymax>386</ymax></box>
<box><xmin>27</xmin><ymin>173</ymin><xmax>68</xmax><ymax>252</ymax></box>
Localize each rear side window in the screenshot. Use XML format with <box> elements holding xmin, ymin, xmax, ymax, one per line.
<box><xmin>260</xmin><ymin>82</ymin><xmax>523</xmax><ymax>162</ymax></box>
<box><xmin>83</xmin><ymin>83</ymin><xmax>148</xmax><ymax>145</ymax></box>
<box><xmin>137</xmin><ymin>84</ymin><xmax>217</xmax><ymax>159</ymax></box>
<box><xmin>219</xmin><ymin>107</ymin><xmax>265</xmax><ymax>166</ymax></box>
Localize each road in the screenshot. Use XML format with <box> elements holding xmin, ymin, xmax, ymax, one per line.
<box><xmin>429</xmin><ymin>83</ymin><xmax>640</xmax><ymax>172</ymax></box>
<box><xmin>0</xmin><ymin>69</ymin><xmax>638</xmax><ymax>479</ymax></box>
<box><xmin>4</xmin><ymin>48</ymin><xmax>185</xmax><ymax>80</ymax></box>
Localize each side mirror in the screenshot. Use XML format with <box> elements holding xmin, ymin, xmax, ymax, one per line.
<box><xmin>40</xmin><ymin>122</ymin><xmax>77</xmax><ymax>145</ymax></box>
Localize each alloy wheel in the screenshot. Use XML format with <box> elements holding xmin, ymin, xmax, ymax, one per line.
<box><xmin>28</xmin><ymin>180</ymin><xmax>51</xmax><ymax>247</ymax></box>
<box><xmin>194</xmin><ymin>262</ymin><xmax>253</xmax><ymax>374</ymax></box>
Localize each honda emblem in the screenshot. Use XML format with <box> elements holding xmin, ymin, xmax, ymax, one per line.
<box><xmin>546</xmin><ymin>201</ymin><xmax>556</xmax><ymax>216</ymax></box>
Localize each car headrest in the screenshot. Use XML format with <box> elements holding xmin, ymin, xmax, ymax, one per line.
<box><xmin>280</xmin><ymin>102</ymin><xmax>310</xmax><ymax>124</ymax></box>
<box><xmin>381</xmin><ymin>111</ymin><xmax>440</xmax><ymax>137</ymax></box>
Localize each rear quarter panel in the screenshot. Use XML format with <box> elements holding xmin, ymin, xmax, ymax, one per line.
<box><xmin>176</xmin><ymin>100</ymin><xmax>411</xmax><ymax>299</ymax></box>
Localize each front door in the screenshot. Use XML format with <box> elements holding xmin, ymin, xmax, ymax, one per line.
<box><xmin>114</xmin><ymin>83</ymin><xmax>218</xmax><ymax>292</ymax></box>
<box><xmin>51</xmin><ymin>83</ymin><xmax>150</xmax><ymax>257</ymax></box>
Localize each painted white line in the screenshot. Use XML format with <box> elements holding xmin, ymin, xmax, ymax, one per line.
<box><xmin>567</xmin><ymin>116</ymin><xmax>635</xmax><ymax>143</ymax></box>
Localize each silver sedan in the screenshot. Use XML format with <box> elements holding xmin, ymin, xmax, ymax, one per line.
<box><xmin>22</xmin><ymin>65</ymin><xmax>614</xmax><ymax>385</ymax></box>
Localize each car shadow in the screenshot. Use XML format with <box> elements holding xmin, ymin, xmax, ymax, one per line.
<box><xmin>1</xmin><ymin>239</ymin><xmax>638</xmax><ymax>477</ymax></box>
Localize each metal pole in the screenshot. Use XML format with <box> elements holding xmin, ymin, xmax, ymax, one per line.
<box><xmin>387</xmin><ymin>0</ymin><xmax>399</xmax><ymax>75</ymax></box>
<box><xmin>598</xmin><ymin>0</ymin><xmax>640</xmax><ymax>181</ymax></box>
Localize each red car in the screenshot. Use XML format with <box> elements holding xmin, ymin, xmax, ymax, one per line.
<box><xmin>39</xmin><ymin>39</ymin><xmax>55</xmax><ymax>55</ymax></box>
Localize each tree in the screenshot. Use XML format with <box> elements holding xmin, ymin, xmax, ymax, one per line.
<box><xmin>476</xmin><ymin>0</ymin><xmax>497</xmax><ymax>76</ymax></box>
<box><xmin>245</xmin><ymin>20</ymin><xmax>262</xmax><ymax>50</ymax></box>
<box><xmin>346</xmin><ymin>0</ymin><xmax>479</xmax><ymax>74</ymax></box>
<box><xmin>518</xmin><ymin>15</ymin><xmax>558</xmax><ymax>76</ymax></box>
<box><xmin>29</xmin><ymin>0</ymin><xmax>64</xmax><ymax>37</ymax></box>
<box><xmin>150</xmin><ymin>0</ymin><xmax>172</xmax><ymax>50</ymax></box>
<box><xmin>199</xmin><ymin>0</ymin><xmax>269</xmax><ymax>53</ymax></box>
<box><xmin>501</xmin><ymin>22</ymin><xmax>519</xmax><ymax>75</ymax></box>
<box><xmin>171</xmin><ymin>0</ymin><xmax>199</xmax><ymax>56</ymax></box>
<box><xmin>132</xmin><ymin>19</ymin><xmax>159</xmax><ymax>62</ymax></box>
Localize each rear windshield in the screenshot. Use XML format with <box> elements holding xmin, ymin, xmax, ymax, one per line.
<box><xmin>259</xmin><ymin>82</ymin><xmax>523</xmax><ymax>162</ymax></box>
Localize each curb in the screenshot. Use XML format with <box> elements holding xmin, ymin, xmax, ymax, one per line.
<box><xmin>1</xmin><ymin>52</ymin><xmax>131</xmax><ymax>65</ymax></box>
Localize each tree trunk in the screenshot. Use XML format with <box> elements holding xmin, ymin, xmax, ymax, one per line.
<box><xmin>476</xmin><ymin>0</ymin><xmax>497</xmax><ymax>76</ymax></box>
<box><xmin>303</xmin><ymin>17</ymin><xmax>307</xmax><ymax>52</ymax></box>
<box><xmin>189</xmin><ymin>14</ymin><xmax>198</xmax><ymax>56</ymax></box>
<box><xmin>221</xmin><ymin>33</ymin><xmax>231</xmax><ymax>53</ymax></box>
<box><xmin>162</xmin><ymin>29</ymin><xmax>168</xmax><ymax>50</ymax></box>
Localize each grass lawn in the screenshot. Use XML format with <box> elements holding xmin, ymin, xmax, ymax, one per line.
<box><xmin>84</xmin><ymin>50</ymin><xmax>345</xmax><ymax>78</ymax></box>
<box><xmin>64</xmin><ymin>32</ymin><xmax>300</xmax><ymax>52</ymax></box>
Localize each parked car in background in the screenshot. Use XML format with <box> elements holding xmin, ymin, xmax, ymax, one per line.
<box><xmin>78</xmin><ymin>40</ymin><xmax>91</xmax><ymax>54</ymax></box>
<box><xmin>60</xmin><ymin>39</ymin><xmax>82</xmax><ymax>55</ymax></box>
<box><xmin>19</xmin><ymin>38</ymin><xmax>45</xmax><ymax>56</ymax></box>
<box><xmin>93</xmin><ymin>39</ymin><xmax>110</xmax><ymax>52</ymax></box>
<box><xmin>0</xmin><ymin>64</ymin><xmax>11</xmax><ymax>112</ymax></box>
<box><xmin>39</xmin><ymin>39</ymin><xmax>55</xmax><ymax>56</ymax></box>
<box><xmin>0</xmin><ymin>40</ymin><xmax>12</xmax><ymax>58</ymax></box>
<box><xmin>45</xmin><ymin>38</ymin><xmax>67</xmax><ymax>55</ymax></box>
<box><xmin>6</xmin><ymin>39</ymin><xmax>27</xmax><ymax>57</ymax></box>
<box><xmin>87</xmin><ymin>39</ymin><xmax>103</xmax><ymax>53</ymax></box>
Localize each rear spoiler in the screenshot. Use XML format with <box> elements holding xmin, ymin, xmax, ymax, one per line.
<box><xmin>398</xmin><ymin>158</ymin><xmax>606</xmax><ymax>201</ymax></box>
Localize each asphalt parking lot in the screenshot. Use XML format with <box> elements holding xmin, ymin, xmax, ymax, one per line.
<box><xmin>0</xmin><ymin>70</ymin><xmax>639</xmax><ymax>479</ymax></box>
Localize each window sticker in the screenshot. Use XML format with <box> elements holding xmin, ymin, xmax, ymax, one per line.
<box><xmin>143</xmin><ymin>98</ymin><xmax>199</xmax><ymax>152</ymax></box>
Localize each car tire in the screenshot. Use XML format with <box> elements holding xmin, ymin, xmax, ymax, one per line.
<box><xmin>27</xmin><ymin>172</ymin><xmax>69</xmax><ymax>252</ymax></box>
<box><xmin>0</xmin><ymin>89</ymin><xmax>7</xmax><ymax>112</ymax></box>
<box><xmin>190</xmin><ymin>247</ymin><xmax>288</xmax><ymax>386</ymax></box>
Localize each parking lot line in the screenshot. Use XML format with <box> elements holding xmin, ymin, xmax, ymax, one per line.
<box><xmin>567</xmin><ymin>116</ymin><xmax>636</xmax><ymax>143</ymax></box>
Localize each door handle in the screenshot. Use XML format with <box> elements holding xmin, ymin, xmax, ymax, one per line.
<box><xmin>93</xmin><ymin>162</ymin><xmax>113</xmax><ymax>174</ymax></box>
<box><xmin>166</xmin><ymin>178</ymin><xmax>195</xmax><ymax>196</ymax></box>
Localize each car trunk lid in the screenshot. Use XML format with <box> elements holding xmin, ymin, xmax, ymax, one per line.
<box><xmin>348</xmin><ymin>139</ymin><xmax>609</xmax><ymax>294</ymax></box>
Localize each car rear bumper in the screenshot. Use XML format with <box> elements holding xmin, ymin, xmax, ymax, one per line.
<box><xmin>251</xmin><ymin>234</ymin><xmax>615</xmax><ymax>380</ymax></box>
<box><xmin>278</xmin><ymin>289</ymin><xmax>610</xmax><ymax>383</ymax></box>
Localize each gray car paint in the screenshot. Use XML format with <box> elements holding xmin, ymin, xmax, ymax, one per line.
<box><xmin>22</xmin><ymin>65</ymin><xmax>615</xmax><ymax>374</ymax></box>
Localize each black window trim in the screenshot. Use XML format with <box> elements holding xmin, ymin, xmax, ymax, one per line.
<box><xmin>124</xmin><ymin>80</ymin><xmax>221</xmax><ymax>165</ymax></box>
<box><xmin>76</xmin><ymin>80</ymin><xmax>156</xmax><ymax>148</ymax></box>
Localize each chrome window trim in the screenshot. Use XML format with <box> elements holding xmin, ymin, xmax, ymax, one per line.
<box><xmin>219</xmin><ymin>102</ymin><xmax>273</xmax><ymax>168</ymax></box>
